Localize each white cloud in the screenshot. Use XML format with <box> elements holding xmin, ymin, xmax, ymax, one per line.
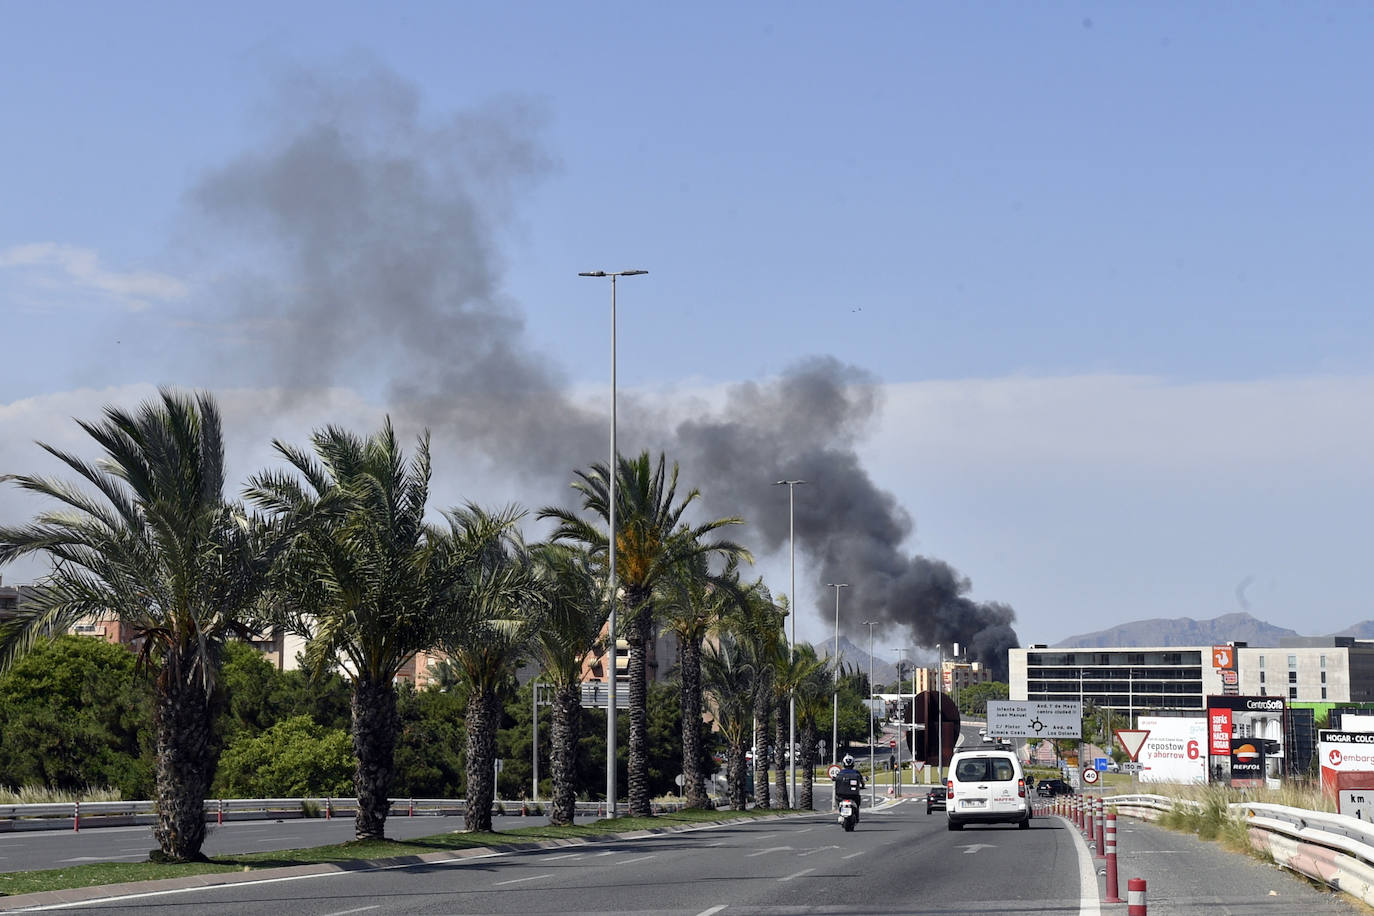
<box><xmin>0</xmin><ymin>242</ymin><xmax>188</xmax><ymax>312</ymax></box>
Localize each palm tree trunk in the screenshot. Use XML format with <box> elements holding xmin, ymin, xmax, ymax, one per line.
<box><xmin>151</xmin><ymin>672</ymin><xmax>213</xmax><ymax>862</ymax></box>
<box><xmin>752</xmin><ymin>685</ymin><xmax>770</xmax><ymax>810</ymax></box>
<box><xmin>549</xmin><ymin>684</ymin><xmax>581</xmax><ymax>826</ymax></box>
<box><xmin>772</xmin><ymin>702</ymin><xmax>787</xmax><ymax>808</ymax></box>
<box><xmin>351</xmin><ymin>675</ymin><xmax>398</xmax><ymax>840</ymax></box>
<box><xmin>800</xmin><ymin>718</ymin><xmax>817</xmax><ymax>811</ymax></box>
<box><xmin>626</xmin><ymin>600</ymin><xmax>652</xmax><ymax>817</ymax></box>
<box><xmin>728</xmin><ymin>734</ymin><xmax>747</xmax><ymax>810</ymax></box>
<box><xmin>464</xmin><ymin>683</ymin><xmax>502</xmax><ymax>832</ymax></box>
<box><xmin>679</xmin><ymin>636</ymin><xmax>711</xmax><ymax>809</ymax></box>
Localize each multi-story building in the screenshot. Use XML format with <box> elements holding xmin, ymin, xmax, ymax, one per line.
<box><xmin>911</xmin><ymin>660</ymin><xmax>993</xmax><ymax>694</ymax></box>
<box><xmin>1009</xmin><ymin>645</ymin><xmax>1223</xmax><ymax>714</ymax></box>
<box><xmin>1237</xmin><ymin>638</ymin><xmax>1374</xmax><ymax>704</ymax></box>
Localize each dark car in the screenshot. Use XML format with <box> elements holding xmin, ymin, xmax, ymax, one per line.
<box><xmin>926</xmin><ymin>785</ymin><xmax>947</xmax><ymax>814</ymax></box>
<box><xmin>1036</xmin><ymin>778</ymin><xmax>1073</xmax><ymax>798</ymax></box>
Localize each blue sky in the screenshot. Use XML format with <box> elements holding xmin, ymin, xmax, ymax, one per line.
<box><xmin>3</xmin><ymin>2</ymin><xmax>1373</xmax><ymax>660</ymax></box>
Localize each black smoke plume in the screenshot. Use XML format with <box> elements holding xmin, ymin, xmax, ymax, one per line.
<box><xmin>187</xmin><ymin>61</ymin><xmax>1018</xmax><ymax>679</ymax></box>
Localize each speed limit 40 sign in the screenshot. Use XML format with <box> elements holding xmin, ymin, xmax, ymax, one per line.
<box><xmin>1081</xmin><ymin>767</ymin><xmax>1100</xmax><ymax>785</ymax></box>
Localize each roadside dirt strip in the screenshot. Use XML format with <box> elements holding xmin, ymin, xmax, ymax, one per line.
<box><xmin>0</xmin><ymin>812</ymin><xmax>829</xmax><ymax>912</ymax></box>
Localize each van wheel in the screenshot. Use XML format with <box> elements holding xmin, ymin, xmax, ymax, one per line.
<box><xmin>1018</xmin><ymin>817</ymin><xmax>1030</xmax><ymax>830</ymax></box>
<box><xmin>947</xmin><ymin>820</ymin><xmax>963</xmax><ymax>831</ymax></box>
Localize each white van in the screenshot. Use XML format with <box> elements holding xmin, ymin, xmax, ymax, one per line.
<box><xmin>945</xmin><ymin>748</ymin><xmax>1031</xmax><ymax>831</ymax></box>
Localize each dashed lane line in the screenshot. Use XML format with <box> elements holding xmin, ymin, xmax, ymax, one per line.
<box><xmin>778</xmin><ymin>868</ymin><xmax>815</xmax><ymax>882</ymax></box>
<box><xmin>492</xmin><ymin>873</ymin><xmax>553</xmax><ymax>887</ymax></box>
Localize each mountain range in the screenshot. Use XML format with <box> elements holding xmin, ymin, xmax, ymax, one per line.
<box><xmin>1050</xmin><ymin>611</ymin><xmax>1374</xmax><ymax>648</ymax></box>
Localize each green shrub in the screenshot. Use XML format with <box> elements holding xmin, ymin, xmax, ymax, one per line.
<box><xmin>212</xmin><ymin>715</ymin><xmax>353</xmax><ymax>798</ymax></box>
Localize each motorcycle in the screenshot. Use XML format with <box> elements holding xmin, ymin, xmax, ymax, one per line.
<box><xmin>837</xmin><ymin>798</ymin><xmax>858</xmax><ymax>831</ymax></box>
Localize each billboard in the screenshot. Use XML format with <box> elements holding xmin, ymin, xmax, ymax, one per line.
<box><xmin>1137</xmin><ymin>715</ymin><xmax>1207</xmax><ymax>784</ymax></box>
<box><xmin>1206</xmin><ymin>695</ymin><xmax>1285</xmax><ymax>787</ymax></box>
<box><xmin>1318</xmin><ymin>730</ymin><xmax>1374</xmax><ymax>807</ymax></box>
<box><xmin>986</xmin><ymin>700</ymin><xmax>1082</xmax><ymax>739</ymax></box>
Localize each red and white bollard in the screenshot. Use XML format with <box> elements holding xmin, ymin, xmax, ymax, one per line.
<box><xmin>217</xmin><ymin>798</ymin><xmax>224</xmax><ymax>825</ymax></box>
<box><xmin>325</xmin><ymin>797</ymin><xmax>332</xmax><ymax>820</ymax></box>
<box><xmin>1104</xmin><ymin>812</ymin><xmax>1123</xmax><ymax>903</ymax></box>
<box><xmin>1094</xmin><ymin>797</ymin><xmax>1105</xmax><ymax>858</ymax></box>
<box><xmin>73</xmin><ymin>799</ymin><xmax>80</xmax><ymax>832</ymax></box>
<box><xmin>409</xmin><ymin>797</ymin><xmax>415</xmax><ymax>817</ymax></box>
<box><xmin>1128</xmin><ymin>877</ymin><xmax>1147</xmax><ymax>915</ymax></box>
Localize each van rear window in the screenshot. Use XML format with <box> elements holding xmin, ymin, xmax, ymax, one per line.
<box><xmin>954</xmin><ymin>756</ymin><xmax>1016</xmax><ymax>782</ymax></box>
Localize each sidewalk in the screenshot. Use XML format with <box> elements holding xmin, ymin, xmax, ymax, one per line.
<box><xmin>1070</xmin><ymin>812</ymin><xmax>1366</xmax><ymax>914</ymax></box>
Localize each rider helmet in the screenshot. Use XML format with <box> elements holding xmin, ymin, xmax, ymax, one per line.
<box><xmin>842</xmin><ymin>754</ymin><xmax>855</xmax><ymax>768</ymax></box>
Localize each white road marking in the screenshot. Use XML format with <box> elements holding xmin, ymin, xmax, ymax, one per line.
<box><xmin>779</xmin><ymin>868</ymin><xmax>815</xmax><ymax>882</ymax></box>
<box><xmin>752</xmin><ymin>833</ymin><xmax>778</xmax><ymax>840</ymax></box>
<box><xmin>695</xmin><ymin>907</ymin><xmax>728</xmax><ymax>916</ymax></box>
<box><xmin>747</xmin><ymin>846</ymin><xmax>793</xmax><ymax>857</ymax></box>
<box><xmin>1059</xmin><ymin>816</ymin><xmax>1101</xmax><ymax>916</ymax></box>
<box><xmin>797</xmin><ymin>845</ymin><xmax>840</xmax><ymax>857</ymax></box>
<box><xmin>795</xmin><ymin>826</ymin><xmax>814</xmax><ymax>834</ymax></box>
<box><xmin>544</xmin><ymin>853</ymin><xmax>583</xmax><ymax>861</ymax></box>
<box><xmin>956</xmin><ymin>843</ymin><xmax>996</xmax><ymax>854</ymax></box>
<box><xmin>616</xmin><ymin>854</ymin><xmax>656</xmax><ymax>865</ymax></box>
<box><xmin>842</xmin><ymin>851</ymin><xmax>865</xmax><ymax>860</ymax></box>
<box><xmin>322</xmin><ymin>907</ymin><xmax>379</xmax><ymax>916</ymax></box>
<box><xmin>60</xmin><ymin>854</ymin><xmax>146</xmax><ymax>862</ymax></box>
<box><xmin>591</xmin><ymin>850</ymin><xmax>614</xmax><ymax>857</ymax></box>
<box><xmin>493</xmin><ymin>873</ymin><xmax>553</xmax><ymax>886</ymax></box>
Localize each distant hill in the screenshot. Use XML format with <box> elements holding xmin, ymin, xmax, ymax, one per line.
<box><xmin>822</xmin><ymin>635</ymin><xmax>900</xmax><ymax>686</ymax></box>
<box><xmin>1052</xmin><ymin>612</ymin><xmax>1301</xmax><ymax>648</ymax></box>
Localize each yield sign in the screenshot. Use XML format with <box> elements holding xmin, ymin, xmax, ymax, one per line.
<box><xmin>1115</xmin><ymin>728</ymin><xmax>1151</xmax><ymax>762</ymax></box>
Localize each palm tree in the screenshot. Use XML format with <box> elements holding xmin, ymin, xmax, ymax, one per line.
<box><xmin>527</xmin><ymin>543</ymin><xmax>607</xmax><ymax>826</ymax></box>
<box><xmin>0</xmin><ymin>389</ymin><xmax>288</xmax><ymax>861</ymax></box>
<box><xmin>701</xmin><ymin>634</ymin><xmax>755</xmax><ymax>811</ymax></box>
<box><xmin>430</xmin><ymin>505</ymin><xmax>541</xmax><ymax>833</ymax></box>
<box><xmin>541</xmin><ymin>452</ymin><xmax>747</xmax><ymax>817</ymax></box>
<box><xmin>721</xmin><ymin>578</ymin><xmax>785</xmax><ymax>810</ymax></box>
<box><xmin>787</xmin><ymin>644</ymin><xmax>830</xmax><ymax>811</ymax></box>
<box><xmin>246</xmin><ymin>419</ymin><xmax>451</xmax><ymax>841</ymax></box>
<box><xmin>659</xmin><ymin>554</ymin><xmax>743</xmax><ymax>810</ymax></box>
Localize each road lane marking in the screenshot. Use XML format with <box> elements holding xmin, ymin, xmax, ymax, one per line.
<box><xmin>616</xmin><ymin>854</ymin><xmax>656</xmax><ymax>865</ymax></box>
<box><xmin>60</xmin><ymin>855</ymin><xmax>146</xmax><ymax>862</ymax></box>
<box><xmin>797</xmin><ymin>845</ymin><xmax>840</xmax><ymax>857</ymax></box>
<box><xmin>747</xmin><ymin>846</ymin><xmax>793</xmax><ymax>857</ymax></box>
<box><xmin>1058</xmin><ymin>815</ymin><xmax>1101</xmax><ymax>916</ymax></box>
<box><xmin>695</xmin><ymin>907</ymin><xmax>727</xmax><ymax>916</ymax></box>
<box><xmin>956</xmin><ymin>843</ymin><xmax>996</xmax><ymax>854</ymax></box>
<box><xmin>544</xmin><ymin>853</ymin><xmax>583</xmax><ymax>861</ymax></box>
<box><xmin>795</xmin><ymin>826</ymin><xmax>814</xmax><ymax>834</ymax></box>
<box><xmin>842</xmin><ymin>851</ymin><xmax>864</xmax><ymax>860</ymax></box>
<box><xmin>591</xmin><ymin>850</ymin><xmax>614</xmax><ymax>857</ymax></box>
<box><xmin>493</xmin><ymin>873</ymin><xmax>553</xmax><ymax>886</ymax></box>
<box><xmin>752</xmin><ymin>833</ymin><xmax>778</xmax><ymax>840</ymax></box>
<box><xmin>778</xmin><ymin>868</ymin><xmax>815</xmax><ymax>882</ymax></box>
<box><xmin>322</xmin><ymin>907</ymin><xmax>379</xmax><ymax>916</ymax></box>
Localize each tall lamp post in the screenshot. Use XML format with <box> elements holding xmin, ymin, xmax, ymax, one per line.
<box><xmin>579</xmin><ymin>268</ymin><xmax>648</xmax><ymax>818</ymax></box>
<box><xmin>775</xmin><ymin>478</ymin><xmax>805</xmax><ymax>808</ymax></box>
<box><xmin>893</xmin><ymin>647</ymin><xmax>909</xmax><ymax>796</ymax></box>
<box><xmin>865</xmin><ymin>620</ymin><xmax>878</xmax><ymax>811</ymax></box>
<box><xmin>827</xmin><ymin>583</ymin><xmax>848</xmax><ymax>766</ymax></box>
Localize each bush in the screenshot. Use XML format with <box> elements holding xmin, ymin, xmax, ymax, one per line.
<box><xmin>213</xmin><ymin>715</ymin><xmax>353</xmax><ymax>797</ymax></box>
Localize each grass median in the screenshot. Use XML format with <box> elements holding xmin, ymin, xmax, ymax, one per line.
<box><xmin>0</xmin><ymin>807</ymin><xmax>800</xmax><ymax>898</ymax></box>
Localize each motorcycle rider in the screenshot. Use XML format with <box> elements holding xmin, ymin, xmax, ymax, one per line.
<box><xmin>833</xmin><ymin>754</ymin><xmax>866</xmax><ymax>822</ymax></box>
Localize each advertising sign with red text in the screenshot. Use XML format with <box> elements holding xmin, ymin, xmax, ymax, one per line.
<box><xmin>1319</xmin><ymin>730</ymin><xmax>1374</xmax><ymax>802</ymax></box>
<box><xmin>1209</xmin><ymin>707</ymin><xmax>1232</xmax><ymax>756</ymax></box>
<box><xmin>1138</xmin><ymin>716</ymin><xmax>1206</xmax><ymax>785</ymax></box>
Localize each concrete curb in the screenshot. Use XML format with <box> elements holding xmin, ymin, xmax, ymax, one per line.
<box><xmin>0</xmin><ymin>810</ymin><xmax>820</xmax><ymax>911</ymax></box>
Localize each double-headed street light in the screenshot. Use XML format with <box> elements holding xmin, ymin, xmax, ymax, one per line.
<box><xmin>827</xmin><ymin>583</ymin><xmax>848</xmax><ymax>767</ymax></box>
<box><xmin>775</xmin><ymin>478</ymin><xmax>805</xmax><ymax>808</ymax></box>
<box><xmin>579</xmin><ymin>268</ymin><xmax>648</xmax><ymax>818</ymax></box>
<box><xmin>893</xmin><ymin>647</ymin><xmax>909</xmax><ymax>796</ymax></box>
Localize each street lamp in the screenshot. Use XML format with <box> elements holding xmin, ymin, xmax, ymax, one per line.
<box><xmin>865</xmin><ymin>620</ymin><xmax>878</xmax><ymax>812</ymax></box>
<box><xmin>936</xmin><ymin>643</ymin><xmax>945</xmax><ymax>783</ymax></box>
<box><xmin>893</xmin><ymin>647</ymin><xmax>909</xmax><ymax>797</ymax></box>
<box><xmin>579</xmin><ymin>268</ymin><xmax>648</xmax><ymax>818</ymax></box>
<box><xmin>775</xmin><ymin>478</ymin><xmax>805</xmax><ymax>808</ymax></box>
<box><xmin>827</xmin><ymin>583</ymin><xmax>848</xmax><ymax>767</ymax></box>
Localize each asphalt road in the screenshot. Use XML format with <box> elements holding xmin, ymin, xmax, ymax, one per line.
<box><xmin>34</xmin><ymin>800</ymin><xmax>1094</xmax><ymax>914</ymax></box>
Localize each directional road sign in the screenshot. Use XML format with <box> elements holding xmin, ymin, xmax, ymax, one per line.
<box><xmin>986</xmin><ymin>700</ymin><xmax>1082</xmax><ymax>738</ymax></box>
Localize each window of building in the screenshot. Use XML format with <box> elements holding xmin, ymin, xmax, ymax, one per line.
<box><xmin>1260</xmin><ymin>686</ymin><xmax>1267</xmax><ymax>696</ymax></box>
<box><xmin>1288</xmin><ymin>655</ymin><xmax>1297</xmax><ymax>668</ymax></box>
<box><xmin>1259</xmin><ymin>671</ymin><xmax>1266</xmax><ymax>683</ymax></box>
<box><xmin>1289</xmin><ymin>670</ymin><xmax>1298</xmax><ymax>684</ymax></box>
<box><xmin>1322</xmin><ymin>671</ymin><xmax>1327</xmax><ymax>684</ymax></box>
<box><xmin>1259</xmin><ymin>655</ymin><xmax>1265</xmax><ymax>669</ymax></box>
<box><xmin>1321</xmin><ymin>655</ymin><xmax>1327</xmax><ymax>669</ymax></box>
<box><xmin>1289</xmin><ymin>686</ymin><xmax>1299</xmax><ymax>700</ymax></box>
<box><xmin>1322</xmin><ymin>687</ymin><xmax>1328</xmax><ymax>699</ymax></box>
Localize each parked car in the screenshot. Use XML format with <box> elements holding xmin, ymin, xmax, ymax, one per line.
<box><xmin>1035</xmin><ymin>778</ymin><xmax>1073</xmax><ymax>797</ymax></box>
<box><xmin>946</xmin><ymin>748</ymin><xmax>1031</xmax><ymax>830</ymax></box>
<box><xmin>926</xmin><ymin>785</ymin><xmax>947</xmax><ymax>814</ymax></box>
